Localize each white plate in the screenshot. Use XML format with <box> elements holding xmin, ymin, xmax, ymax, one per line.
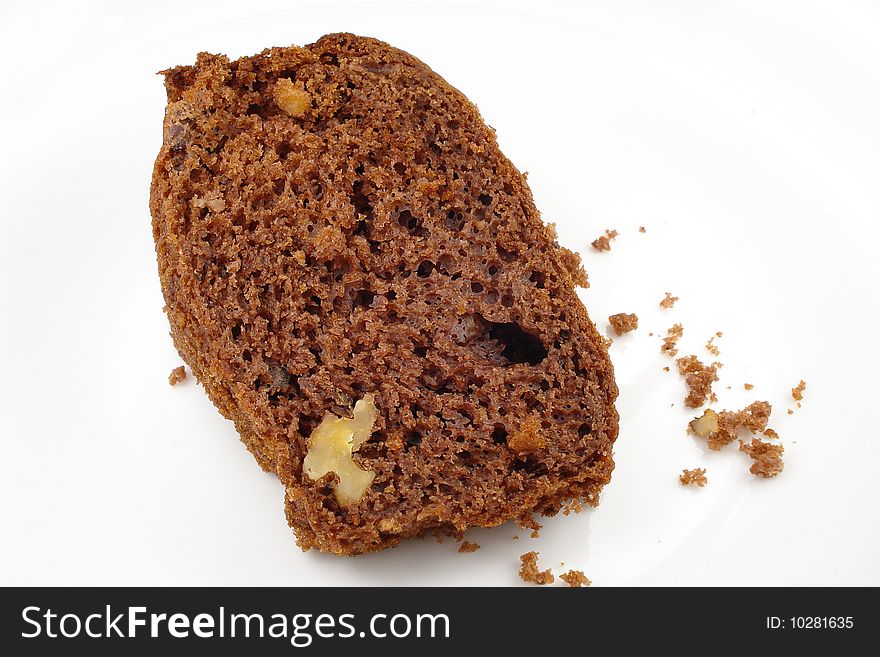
<box><xmin>2</xmin><ymin>0</ymin><xmax>879</xmax><ymax>586</ymax></box>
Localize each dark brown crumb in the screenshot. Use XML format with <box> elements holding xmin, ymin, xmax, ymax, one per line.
<box><xmin>608</xmin><ymin>312</ymin><xmax>639</xmax><ymax>336</ymax></box>
<box><xmin>763</xmin><ymin>428</ymin><xmax>779</xmax><ymax>440</ymax></box>
<box><xmin>676</xmin><ymin>355</ymin><xmax>720</xmax><ymax>408</ymax></box>
<box><xmin>519</xmin><ymin>551</ymin><xmax>554</xmax><ymax>585</ymax></box>
<box><xmin>689</xmin><ymin>401</ymin><xmax>772</xmax><ymax>450</ymax></box>
<box><xmin>560</xmin><ymin>570</ymin><xmax>591</xmax><ymax>587</ymax></box>
<box><xmin>739</xmin><ymin>438</ymin><xmax>784</xmax><ymax>478</ymax></box>
<box><xmin>591</xmin><ymin>229</ymin><xmax>618</xmax><ymax>252</ymax></box>
<box><xmin>787</xmin><ymin>409</ymin><xmax>794</xmax><ymax>415</ymax></box>
<box><xmin>744</xmin><ymin>383</ymin><xmax>754</xmax><ymax>390</ymax></box>
<box><xmin>168</xmin><ymin>366</ymin><xmax>187</xmax><ymax>386</ymax></box>
<box><xmin>679</xmin><ymin>468</ymin><xmax>708</xmax><ymax>487</ymax></box>
<box><xmin>659</xmin><ymin>292</ymin><xmax>679</xmax><ymax>309</ymax></box>
<box><xmin>791</xmin><ymin>380</ymin><xmax>806</xmax><ymax>406</ymax></box>
<box><xmin>663</xmin><ymin>366</ymin><xmax>670</xmax><ymax>372</ymax></box>
<box><xmin>458</xmin><ymin>540</ymin><xmax>480</xmax><ymax>553</ymax></box>
<box><xmin>661</xmin><ymin>323</ymin><xmax>684</xmax><ymax>357</ymax></box>
<box><xmin>638</xmin><ymin>226</ymin><xmax>646</xmax><ymax>234</ymax></box>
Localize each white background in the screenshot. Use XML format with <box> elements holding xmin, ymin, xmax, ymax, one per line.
<box><xmin>1</xmin><ymin>0</ymin><xmax>878</xmax><ymax>586</ymax></box>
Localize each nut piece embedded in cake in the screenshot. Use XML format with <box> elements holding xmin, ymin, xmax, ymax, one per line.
<box><xmin>303</xmin><ymin>394</ymin><xmax>378</xmax><ymax>505</ymax></box>
<box><xmin>274</xmin><ymin>78</ymin><xmax>311</xmax><ymax>118</ymax></box>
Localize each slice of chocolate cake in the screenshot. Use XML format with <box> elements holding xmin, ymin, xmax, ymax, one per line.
<box><xmin>150</xmin><ymin>33</ymin><xmax>619</xmax><ymax>555</ymax></box>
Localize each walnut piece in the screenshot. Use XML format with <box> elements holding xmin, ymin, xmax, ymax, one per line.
<box><xmin>689</xmin><ymin>409</ymin><xmax>719</xmax><ymax>437</ymax></box>
<box><xmin>303</xmin><ymin>394</ymin><xmax>377</xmax><ymax>505</ymax></box>
<box><xmin>274</xmin><ymin>78</ymin><xmax>311</xmax><ymax>118</ymax></box>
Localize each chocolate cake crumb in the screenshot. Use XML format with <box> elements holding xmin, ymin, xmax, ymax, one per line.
<box><xmin>739</xmin><ymin>438</ymin><xmax>784</xmax><ymax>478</ymax></box>
<box><xmin>679</xmin><ymin>468</ymin><xmax>708</xmax><ymax>487</ymax></box>
<box><xmin>591</xmin><ymin>229</ymin><xmax>618</xmax><ymax>252</ymax></box>
<box><xmin>663</xmin><ymin>366</ymin><xmax>670</xmax><ymax>372</ymax></box>
<box><xmin>689</xmin><ymin>401</ymin><xmax>772</xmax><ymax>450</ymax></box>
<box><xmin>562</xmin><ymin>497</ymin><xmax>586</xmax><ymax>516</ymax></box>
<box><xmin>168</xmin><ymin>366</ymin><xmax>186</xmax><ymax>386</ymax></box>
<box><xmin>744</xmin><ymin>383</ymin><xmax>754</xmax><ymax>390</ymax></box>
<box><xmin>705</xmin><ymin>332</ymin><xmax>722</xmax><ymax>357</ymax></box>
<box><xmin>661</xmin><ymin>323</ymin><xmax>684</xmax><ymax>357</ymax></box>
<box><xmin>608</xmin><ymin>312</ymin><xmax>639</xmax><ymax>336</ymax></box>
<box><xmin>763</xmin><ymin>428</ymin><xmax>779</xmax><ymax>440</ymax></box>
<box><xmin>458</xmin><ymin>540</ymin><xmax>480</xmax><ymax>553</ymax></box>
<box><xmin>638</xmin><ymin>226</ymin><xmax>646</xmax><ymax>234</ymax></box>
<box><xmin>676</xmin><ymin>355</ymin><xmax>720</xmax><ymax>408</ymax></box>
<box><xmin>791</xmin><ymin>380</ymin><xmax>806</xmax><ymax>407</ymax></box>
<box><xmin>517</xmin><ymin>514</ymin><xmax>543</xmax><ymax>538</ymax></box>
<box><xmin>519</xmin><ymin>551</ymin><xmax>554</xmax><ymax>585</ymax></box>
<box><xmin>659</xmin><ymin>292</ymin><xmax>679</xmax><ymax>309</ymax></box>
<box><xmin>560</xmin><ymin>570</ymin><xmax>591</xmax><ymax>587</ymax></box>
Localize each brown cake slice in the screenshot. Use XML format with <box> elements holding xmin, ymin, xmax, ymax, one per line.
<box><xmin>150</xmin><ymin>33</ymin><xmax>619</xmax><ymax>555</ymax></box>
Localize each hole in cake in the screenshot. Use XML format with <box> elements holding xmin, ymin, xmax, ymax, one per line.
<box><xmin>578</xmin><ymin>421</ymin><xmax>592</xmax><ymax>437</ymax></box>
<box><xmin>404</xmin><ymin>429</ymin><xmax>422</xmax><ymax>450</ymax></box>
<box><xmin>529</xmin><ymin>270</ymin><xmax>546</xmax><ymax>288</ymax></box>
<box><xmin>349</xmin><ymin>181</ymin><xmax>373</xmax><ymax>215</ymax></box>
<box><xmin>231</xmin><ymin>325</ymin><xmax>242</xmax><ymax>341</ymax></box>
<box><xmin>297</xmin><ymin>413</ymin><xmax>320</xmax><ymax>440</ymax></box>
<box><xmin>393</xmin><ymin>162</ymin><xmax>407</xmax><ymax>175</ymax></box>
<box><xmin>497</xmin><ymin>246</ymin><xmax>518</xmax><ymax>262</ymax></box>
<box><xmin>491</xmin><ymin>425</ymin><xmax>509</xmax><ymax>444</ymax></box>
<box><xmin>416</xmin><ymin>260</ymin><xmax>435</xmax><ymax>278</ymax></box>
<box><xmin>354</xmin><ymin>289</ymin><xmax>375</xmax><ymax>308</ymax></box>
<box><xmin>414</xmin><ymin>346</ymin><xmax>428</xmax><ymax>358</ymax></box>
<box><xmin>511</xmin><ymin>457</ymin><xmax>548</xmax><ymax>478</ymax></box>
<box><xmin>453</xmin><ymin>313</ymin><xmax>547</xmax><ymax>366</ymax></box>
<box><xmin>478</xmin><ymin>193</ymin><xmax>493</xmax><ymax>206</ymax></box>
<box><xmin>485</xmin><ymin>319</ymin><xmax>547</xmax><ymax>366</ymax></box>
<box><xmin>470</xmin><ymin>281</ymin><xmax>484</xmax><ymax>293</ymax></box>
<box><xmin>501</xmin><ymin>294</ymin><xmax>514</xmax><ymax>308</ymax></box>
<box><xmin>397</xmin><ymin>210</ymin><xmax>429</xmax><ymax>237</ymax></box>
<box><xmin>445</xmin><ymin>209</ymin><xmax>464</xmax><ymax>231</ymax></box>
<box><xmin>320</xmin><ymin>52</ymin><xmax>340</xmax><ymax>66</ymax></box>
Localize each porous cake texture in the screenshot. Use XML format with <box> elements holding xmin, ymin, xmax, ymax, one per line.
<box><xmin>151</xmin><ymin>34</ymin><xmax>618</xmax><ymax>554</ymax></box>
